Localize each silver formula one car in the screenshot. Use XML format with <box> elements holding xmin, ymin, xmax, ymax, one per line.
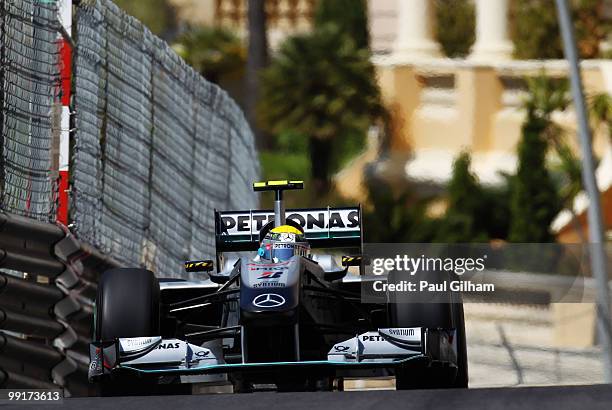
<box><xmin>89</xmin><ymin>180</ymin><xmax>468</xmax><ymax>393</ymax></box>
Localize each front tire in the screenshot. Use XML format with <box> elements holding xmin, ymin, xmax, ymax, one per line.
<box><xmin>95</xmin><ymin>268</ymin><xmax>160</xmax><ymax>340</ymax></box>
<box><xmin>94</xmin><ymin>268</ymin><xmax>163</xmax><ymax>396</ymax></box>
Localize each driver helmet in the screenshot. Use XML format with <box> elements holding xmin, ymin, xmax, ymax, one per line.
<box><xmin>258</xmin><ymin>225</ymin><xmax>309</xmax><ymax>261</ymax></box>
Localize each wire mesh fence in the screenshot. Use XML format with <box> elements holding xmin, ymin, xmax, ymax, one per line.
<box><xmin>0</xmin><ymin>0</ymin><xmax>258</xmax><ymax>277</ymax></box>
<box><xmin>0</xmin><ymin>0</ymin><xmax>61</xmax><ymax>221</ymax></box>
<box><xmin>73</xmin><ymin>0</ymin><xmax>259</xmax><ymax>278</ymax></box>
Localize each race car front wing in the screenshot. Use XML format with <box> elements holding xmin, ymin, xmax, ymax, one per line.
<box><xmin>88</xmin><ymin>327</ymin><xmax>457</xmax><ymax>382</ymax></box>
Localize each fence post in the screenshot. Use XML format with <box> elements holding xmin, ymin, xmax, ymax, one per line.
<box><xmin>555</xmin><ymin>0</ymin><xmax>612</xmax><ymax>383</ymax></box>
<box><xmin>57</xmin><ymin>0</ymin><xmax>72</xmax><ymax>225</ymax></box>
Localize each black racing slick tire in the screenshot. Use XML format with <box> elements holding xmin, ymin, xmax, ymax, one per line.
<box><xmin>451</xmin><ymin>301</ymin><xmax>468</xmax><ymax>388</ymax></box>
<box><xmin>94</xmin><ymin>268</ymin><xmax>180</xmax><ymax>396</ymax></box>
<box><xmin>95</xmin><ymin>268</ymin><xmax>160</xmax><ymax>340</ymax></box>
<box><xmin>388</xmin><ymin>271</ymin><xmax>468</xmax><ymax>390</ymax></box>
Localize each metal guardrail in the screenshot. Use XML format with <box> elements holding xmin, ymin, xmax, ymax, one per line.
<box><xmin>0</xmin><ymin>211</ymin><xmax>120</xmax><ymax>396</ymax></box>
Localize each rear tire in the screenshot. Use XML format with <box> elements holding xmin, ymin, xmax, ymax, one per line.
<box><xmin>387</xmin><ymin>271</ymin><xmax>468</xmax><ymax>389</ymax></box>
<box><xmin>451</xmin><ymin>301</ymin><xmax>468</xmax><ymax>388</ymax></box>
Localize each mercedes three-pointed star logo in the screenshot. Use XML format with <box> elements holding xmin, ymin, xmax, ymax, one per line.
<box><xmin>252</xmin><ymin>293</ymin><xmax>286</xmax><ymax>308</ymax></box>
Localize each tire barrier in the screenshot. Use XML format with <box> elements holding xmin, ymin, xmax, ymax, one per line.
<box><xmin>0</xmin><ymin>273</ymin><xmax>64</xmax><ymax>312</ymax></box>
<box><xmin>0</xmin><ymin>212</ymin><xmax>120</xmax><ymax>396</ymax></box>
<box><xmin>0</xmin><ymin>213</ymin><xmax>65</xmax><ymax>276</ymax></box>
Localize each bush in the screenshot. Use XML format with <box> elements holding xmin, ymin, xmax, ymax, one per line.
<box><xmin>480</xmin><ymin>177</ymin><xmax>513</xmax><ymax>240</ymax></box>
<box><xmin>434</xmin><ymin>0</ymin><xmax>475</xmax><ymax>58</ymax></box>
<box><xmin>435</xmin><ymin>152</ymin><xmax>489</xmax><ymax>243</ymax></box>
<box><xmin>363</xmin><ymin>176</ymin><xmax>438</xmax><ymax>243</ymax></box>
<box><xmin>508</xmin><ymin>116</ymin><xmax>561</xmax><ymax>242</ymax></box>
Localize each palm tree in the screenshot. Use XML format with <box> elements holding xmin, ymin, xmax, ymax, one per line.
<box><xmin>314</xmin><ymin>0</ymin><xmax>370</xmax><ymax>51</ymax></box>
<box><xmin>549</xmin><ymin>134</ymin><xmax>587</xmax><ymax>242</ymax></box>
<box><xmin>245</xmin><ymin>0</ymin><xmax>269</xmax><ymax>149</ymax></box>
<box><xmin>522</xmin><ymin>73</ymin><xmax>570</xmax><ymax>119</ymax></box>
<box><xmin>258</xmin><ymin>24</ymin><xmax>383</xmax><ymax>194</ymax></box>
<box><xmin>520</xmin><ymin>73</ymin><xmax>588</xmax><ymax>242</ymax></box>
<box><xmin>509</xmin><ymin>73</ymin><xmax>570</xmax><ymax>243</ymax></box>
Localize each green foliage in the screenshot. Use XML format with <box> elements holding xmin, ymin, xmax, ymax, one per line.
<box><xmin>259</xmin><ymin>150</ymin><xmax>311</xmax><ymax>208</ymax></box>
<box><xmin>434</xmin><ymin>0</ymin><xmax>475</xmax><ymax>58</ymax></box>
<box><xmin>480</xmin><ymin>177</ymin><xmax>513</xmax><ymax>240</ymax></box>
<box><xmin>363</xmin><ymin>177</ymin><xmax>438</xmax><ymax>243</ymax></box>
<box><xmin>435</xmin><ymin>152</ymin><xmax>489</xmax><ymax>243</ymax></box>
<box><xmin>523</xmin><ymin>72</ymin><xmax>580</xmax><ymax>209</ymax></box>
<box><xmin>523</xmin><ymin>74</ymin><xmax>570</xmax><ymax>118</ymax></box>
<box><xmin>259</xmin><ymin>24</ymin><xmax>381</xmax><ymax>141</ymax></box>
<box><xmin>172</xmin><ymin>26</ymin><xmax>245</xmax><ymax>83</ymax></box>
<box><xmin>510</xmin><ymin>0</ymin><xmax>562</xmax><ymax>59</ymax></box>
<box><xmin>508</xmin><ymin>73</ymin><xmax>567</xmax><ymax>242</ymax></box>
<box><xmin>509</xmin><ymin>117</ymin><xmax>561</xmax><ymax>243</ymax></box>
<box><xmin>258</xmin><ymin>24</ymin><xmax>382</xmax><ymax>192</ymax></box>
<box><xmin>314</xmin><ymin>0</ymin><xmax>370</xmax><ymax>50</ymax></box>
<box><xmin>274</xmin><ymin>130</ymin><xmax>309</xmax><ymax>153</ymax></box>
<box><xmin>258</xmin><ymin>151</ymin><xmax>352</xmax><ymax>209</ymax></box>
<box><xmin>114</xmin><ymin>0</ymin><xmax>178</xmax><ymax>38</ymax></box>
<box><xmin>260</xmin><ymin>0</ymin><xmax>379</xmax><ymax>193</ymax></box>
<box><xmin>550</xmin><ymin>141</ymin><xmax>583</xmax><ymax>207</ymax></box>
<box><xmin>364</xmin><ymin>155</ymin><xmax>512</xmax><ymax>244</ymax></box>
<box><xmin>511</xmin><ymin>0</ymin><xmax>607</xmax><ymax>59</ymax></box>
<box><xmin>589</xmin><ymin>92</ymin><xmax>612</xmax><ymax>141</ymax></box>
<box><xmin>259</xmin><ymin>151</ymin><xmax>311</xmax><ymax>181</ymax></box>
<box><xmin>363</xmin><ymin>151</ymin><xmax>514</xmax><ymax>243</ymax></box>
<box><xmin>311</xmin><ymin>0</ymin><xmax>378</xmax><ymax>173</ymax></box>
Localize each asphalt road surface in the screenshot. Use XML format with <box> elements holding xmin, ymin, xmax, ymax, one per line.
<box><xmin>7</xmin><ymin>384</ymin><xmax>612</xmax><ymax>410</ymax></box>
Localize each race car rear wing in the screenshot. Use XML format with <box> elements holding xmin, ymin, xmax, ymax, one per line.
<box><xmin>214</xmin><ymin>205</ymin><xmax>363</xmax><ymax>253</ymax></box>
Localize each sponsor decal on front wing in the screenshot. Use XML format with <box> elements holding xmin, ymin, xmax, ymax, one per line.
<box><xmin>118</xmin><ymin>338</ymin><xmax>218</xmax><ymax>368</ymax></box>
<box><xmin>328</xmin><ymin>328</ymin><xmax>423</xmax><ymax>363</ymax></box>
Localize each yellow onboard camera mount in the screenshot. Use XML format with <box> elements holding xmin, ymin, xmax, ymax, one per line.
<box><xmin>252</xmin><ymin>180</ymin><xmax>303</xmax><ymax>226</ymax></box>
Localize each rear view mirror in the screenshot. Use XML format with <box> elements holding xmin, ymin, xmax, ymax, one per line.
<box><xmin>185</xmin><ymin>260</ymin><xmax>214</xmax><ymax>273</ymax></box>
